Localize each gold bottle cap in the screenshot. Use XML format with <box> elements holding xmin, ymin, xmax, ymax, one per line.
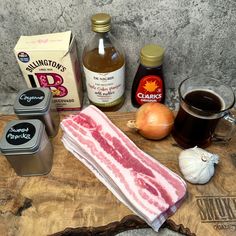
<box><xmin>91</xmin><ymin>13</ymin><xmax>111</xmax><ymax>33</ymax></box>
<box><xmin>140</xmin><ymin>44</ymin><xmax>165</xmax><ymax>67</ymax></box>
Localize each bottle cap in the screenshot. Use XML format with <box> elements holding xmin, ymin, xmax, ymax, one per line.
<box><xmin>91</xmin><ymin>13</ymin><xmax>111</xmax><ymax>33</ymax></box>
<box><xmin>140</xmin><ymin>44</ymin><xmax>165</xmax><ymax>67</ymax></box>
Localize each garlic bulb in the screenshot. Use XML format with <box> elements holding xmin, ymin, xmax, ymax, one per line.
<box><xmin>178</xmin><ymin>146</ymin><xmax>219</xmax><ymax>184</ymax></box>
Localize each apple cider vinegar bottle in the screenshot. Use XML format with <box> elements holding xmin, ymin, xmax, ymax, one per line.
<box><xmin>131</xmin><ymin>44</ymin><xmax>165</xmax><ymax>108</ymax></box>
<box><xmin>82</xmin><ymin>13</ymin><xmax>125</xmax><ymax>111</ymax></box>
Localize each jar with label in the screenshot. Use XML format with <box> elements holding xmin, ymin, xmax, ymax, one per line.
<box><xmin>131</xmin><ymin>44</ymin><xmax>165</xmax><ymax>108</ymax></box>
<box><xmin>82</xmin><ymin>13</ymin><xmax>125</xmax><ymax>111</ymax></box>
<box><xmin>0</xmin><ymin>119</ymin><xmax>53</xmax><ymax>176</ymax></box>
<box><xmin>13</xmin><ymin>88</ymin><xmax>60</xmax><ymax>138</ymax></box>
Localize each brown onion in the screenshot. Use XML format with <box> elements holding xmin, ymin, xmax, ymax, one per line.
<box><xmin>127</xmin><ymin>103</ymin><xmax>174</xmax><ymax>140</ymax></box>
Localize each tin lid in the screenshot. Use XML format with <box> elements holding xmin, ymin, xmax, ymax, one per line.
<box><xmin>91</xmin><ymin>13</ymin><xmax>111</xmax><ymax>33</ymax></box>
<box><xmin>140</xmin><ymin>44</ymin><xmax>165</xmax><ymax>67</ymax></box>
<box><xmin>14</xmin><ymin>88</ymin><xmax>52</xmax><ymax>115</ymax></box>
<box><xmin>0</xmin><ymin>120</ymin><xmax>44</xmax><ymax>155</ymax></box>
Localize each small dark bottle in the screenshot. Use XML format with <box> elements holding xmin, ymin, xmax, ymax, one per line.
<box><xmin>131</xmin><ymin>44</ymin><xmax>165</xmax><ymax>108</ymax></box>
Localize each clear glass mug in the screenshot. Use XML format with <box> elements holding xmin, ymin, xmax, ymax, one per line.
<box><xmin>172</xmin><ymin>76</ymin><xmax>236</xmax><ymax>148</ymax></box>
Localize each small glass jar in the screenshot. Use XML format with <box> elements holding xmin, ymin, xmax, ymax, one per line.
<box><xmin>0</xmin><ymin>119</ymin><xmax>53</xmax><ymax>176</ymax></box>
<box><xmin>14</xmin><ymin>88</ymin><xmax>60</xmax><ymax>137</ymax></box>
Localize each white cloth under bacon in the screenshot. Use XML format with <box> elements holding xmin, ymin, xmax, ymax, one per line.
<box><xmin>61</xmin><ymin>105</ymin><xmax>187</xmax><ymax>231</ymax></box>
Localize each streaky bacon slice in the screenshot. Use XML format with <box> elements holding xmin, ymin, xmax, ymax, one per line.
<box><xmin>60</xmin><ymin>105</ymin><xmax>187</xmax><ymax>231</ymax></box>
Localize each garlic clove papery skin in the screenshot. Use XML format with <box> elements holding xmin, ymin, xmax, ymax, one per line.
<box><xmin>181</xmin><ymin>161</ymin><xmax>209</xmax><ymax>184</ymax></box>
<box><xmin>178</xmin><ymin>146</ymin><xmax>219</xmax><ymax>184</ymax></box>
<box><xmin>197</xmin><ymin>167</ymin><xmax>214</xmax><ymax>184</ymax></box>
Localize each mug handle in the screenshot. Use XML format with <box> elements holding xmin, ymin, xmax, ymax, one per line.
<box><xmin>213</xmin><ymin>111</ymin><xmax>236</xmax><ymax>142</ymax></box>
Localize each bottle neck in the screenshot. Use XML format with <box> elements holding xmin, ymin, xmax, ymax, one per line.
<box><xmin>140</xmin><ymin>62</ymin><xmax>163</xmax><ymax>69</ymax></box>
<box><xmin>94</xmin><ymin>31</ymin><xmax>110</xmax><ymax>36</ymax></box>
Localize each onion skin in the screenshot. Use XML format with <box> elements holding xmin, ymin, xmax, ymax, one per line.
<box><xmin>134</xmin><ymin>103</ymin><xmax>174</xmax><ymax>140</ymax></box>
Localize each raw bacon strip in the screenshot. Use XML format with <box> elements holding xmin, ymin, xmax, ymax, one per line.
<box><xmin>62</xmin><ymin>119</ymin><xmax>156</xmax><ymax>216</ymax></box>
<box><xmin>61</xmin><ymin>105</ymin><xmax>187</xmax><ymax>231</ymax></box>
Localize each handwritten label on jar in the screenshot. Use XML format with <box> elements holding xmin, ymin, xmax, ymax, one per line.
<box><xmin>6</xmin><ymin>123</ymin><xmax>36</xmax><ymax>145</ymax></box>
<box><xmin>19</xmin><ymin>89</ymin><xmax>45</xmax><ymax>106</ymax></box>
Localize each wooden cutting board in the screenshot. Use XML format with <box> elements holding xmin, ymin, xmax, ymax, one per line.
<box><xmin>0</xmin><ymin>112</ymin><xmax>235</xmax><ymax>236</ymax></box>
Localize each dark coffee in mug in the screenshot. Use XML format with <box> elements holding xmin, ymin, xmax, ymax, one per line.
<box><xmin>172</xmin><ymin>90</ymin><xmax>224</xmax><ymax>148</ymax></box>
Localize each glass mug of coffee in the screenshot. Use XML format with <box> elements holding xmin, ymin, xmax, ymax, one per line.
<box><xmin>172</xmin><ymin>77</ymin><xmax>235</xmax><ymax>148</ymax></box>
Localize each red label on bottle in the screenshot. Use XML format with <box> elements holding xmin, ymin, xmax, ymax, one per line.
<box><xmin>135</xmin><ymin>75</ymin><xmax>163</xmax><ymax>105</ymax></box>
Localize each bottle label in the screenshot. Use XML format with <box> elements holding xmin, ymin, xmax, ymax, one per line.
<box><xmin>135</xmin><ymin>75</ymin><xmax>163</xmax><ymax>105</ymax></box>
<box><xmin>83</xmin><ymin>65</ymin><xmax>125</xmax><ymax>105</ymax></box>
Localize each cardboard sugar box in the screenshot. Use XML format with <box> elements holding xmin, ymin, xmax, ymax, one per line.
<box><xmin>14</xmin><ymin>31</ymin><xmax>83</xmax><ymax>111</ymax></box>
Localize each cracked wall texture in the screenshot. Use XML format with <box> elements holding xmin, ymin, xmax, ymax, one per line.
<box><xmin>0</xmin><ymin>0</ymin><xmax>235</xmax><ymax>111</ymax></box>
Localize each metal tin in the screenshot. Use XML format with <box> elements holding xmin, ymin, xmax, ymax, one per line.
<box><xmin>14</xmin><ymin>88</ymin><xmax>60</xmax><ymax>137</ymax></box>
<box><xmin>0</xmin><ymin>119</ymin><xmax>53</xmax><ymax>176</ymax></box>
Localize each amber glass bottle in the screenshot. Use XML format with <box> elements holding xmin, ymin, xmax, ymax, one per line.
<box><xmin>82</xmin><ymin>13</ymin><xmax>125</xmax><ymax>111</ymax></box>
<box><xmin>131</xmin><ymin>44</ymin><xmax>165</xmax><ymax>108</ymax></box>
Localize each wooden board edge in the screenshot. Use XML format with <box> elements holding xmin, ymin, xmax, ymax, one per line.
<box><xmin>164</xmin><ymin>219</ymin><xmax>196</xmax><ymax>236</ymax></box>
<box><xmin>51</xmin><ymin>215</ymin><xmax>196</xmax><ymax>236</ymax></box>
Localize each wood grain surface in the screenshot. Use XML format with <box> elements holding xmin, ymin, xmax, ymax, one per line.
<box><xmin>0</xmin><ymin>112</ymin><xmax>235</xmax><ymax>236</ymax></box>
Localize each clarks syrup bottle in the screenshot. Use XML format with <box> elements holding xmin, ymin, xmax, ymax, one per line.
<box><xmin>82</xmin><ymin>13</ymin><xmax>125</xmax><ymax>111</ymax></box>
<box><xmin>131</xmin><ymin>44</ymin><xmax>165</xmax><ymax>108</ymax></box>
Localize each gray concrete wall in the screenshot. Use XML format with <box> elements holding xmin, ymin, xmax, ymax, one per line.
<box><xmin>0</xmin><ymin>1</ymin><xmax>235</xmax><ymax>235</ymax></box>
<box><xmin>0</xmin><ymin>0</ymin><xmax>235</xmax><ymax>112</ymax></box>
